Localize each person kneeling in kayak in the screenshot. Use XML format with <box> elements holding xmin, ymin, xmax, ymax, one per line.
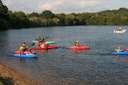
<box><xmin>114</xmin><ymin>47</ymin><xmax>122</xmax><ymax>52</ymax></box>
<box><xmin>37</xmin><ymin>35</ymin><xmax>46</xmax><ymax>43</ymax></box>
<box><xmin>19</xmin><ymin>42</ymin><xmax>29</xmax><ymax>54</ymax></box>
<box><xmin>38</xmin><ymin>39</ymin><xmax>48</xmax><ymax>49</ymax></box>
<box><xmin>74</xmin><ymin>40</ymin><xmax>80</xmax><ymax>47</ymax></box>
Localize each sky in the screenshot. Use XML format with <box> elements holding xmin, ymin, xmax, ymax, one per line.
<box><xmin>2</xmin><ymin>0</ymin><xmax>128</xmax><ymax>13</ymax></box>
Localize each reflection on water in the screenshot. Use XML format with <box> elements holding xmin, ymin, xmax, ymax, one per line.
<box><xmin>114</xmin><ymin>56</ymin><xmax>128</xmax><ymax>63</ymax></box>
<box><xmin>18</xmin><ymin>57</ymin><xmax>39</xmax><ymax>63</ymax></box>
<box><xmin>70</xmin><ymin>49</ymin><xmax>90</xmax><ymax>54</ymax></box>
<box><xmin>0</xmin><ymin>31</ymin><xmax>9</xmax><ymax>56</ymax></box>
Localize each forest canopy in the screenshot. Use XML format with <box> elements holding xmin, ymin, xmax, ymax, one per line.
<box><xmin>0</xmin><ymin>1</ymin><xmax>128</xmax><ymax>30</ymax></box>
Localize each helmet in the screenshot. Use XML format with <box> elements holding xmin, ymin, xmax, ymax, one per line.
<box><xmin>75</xmin><ymin>40</ymin><xmax>79</xmax><ymax>43</ymax></box>
<box><xmin>22</xmin><ymin>42</ymin><xmax>26</xmax><ymax>44</ymax></box>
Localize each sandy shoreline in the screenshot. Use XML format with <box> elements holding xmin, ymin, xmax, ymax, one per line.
<box><xmin>0</xmin><ymin>64</ymin><xmax>40</xmax><ymax>85</ymax></box>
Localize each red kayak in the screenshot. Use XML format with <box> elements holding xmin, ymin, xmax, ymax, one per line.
<box><xmin>69</xmin><ymin>45</ymin><xmax>90</xmax><ymax>50</ymax></box>
<box><xmin>71</xmin><ymin>49</ymin><xmax>89</xmax><ymax>53</ymax></box>
<box><xmin>31</xmin><ymin>45</ymin><xmax>59</xmax><ymax>50</ymax></box>
<box><xmin>123</xmin><ymin>48</ymin><xmax>128</xmax><ymax>51</ymax></box>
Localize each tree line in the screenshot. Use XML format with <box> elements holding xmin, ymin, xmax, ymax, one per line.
<box><xmin>1</xmin><ymin>3</ymin><xmax>128</xmax><ymax>30</ymax></box>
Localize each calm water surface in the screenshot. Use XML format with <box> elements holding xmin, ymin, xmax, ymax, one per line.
<box><xmin>0</xmin><ymin>26</ymin><xmax>128</xmax><ymax>85</ymax></box>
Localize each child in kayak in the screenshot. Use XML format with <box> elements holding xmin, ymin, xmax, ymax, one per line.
<box><xmin>114</xmin><ymin>47</ymin><xmax>122</xmax><ymax>52</ymax></box>
<box><xmin>38</xmin><ymin>38</ymin><xmax>48</xmax><ymax>49</ymax></box>
<box><xmin>36</xmin><ymin>35</ymin><xmax>46</xmax><ymax>42</ymax></box>
<box><xmin>19</xmin><ymin>42</ymin><xmax>29</xmax><ymax>53</ymax></box>
<box><xmin>74</xmin><ymin>40</ymin><xmax>80</xmax><ymax>47</ymax></box>
<box><xmin>32</xmin><ymin>36</ymin><xmax>45</xmax><ymax>47</ymax></box>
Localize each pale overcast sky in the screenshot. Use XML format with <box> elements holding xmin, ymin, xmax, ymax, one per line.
<box><xmin>2</xmin><ymin>0</ymin><xmax>128</xmax><ymax>13</ymax></box>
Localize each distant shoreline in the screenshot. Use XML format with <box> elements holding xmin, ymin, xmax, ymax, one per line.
<box><xmin>1</xmin><ymin>1</ymin><xmax>128</xmax><ymax>31</ymax></box>
<box><xmin>6</xmin><ymin>25</ymin><xmax>127</xmax><ymax>30</ymax></box>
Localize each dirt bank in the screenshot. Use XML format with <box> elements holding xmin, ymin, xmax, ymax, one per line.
<box><xmin>0</xmin><ymin>64</ymin><xmax>39</xmax><ymax>85</ymax></box>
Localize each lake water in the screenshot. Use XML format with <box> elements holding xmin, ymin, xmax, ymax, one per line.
<box><xmin>0</xmin><ymin>26</ymin><xmax>128</xmax><ymax>85</ymax></box>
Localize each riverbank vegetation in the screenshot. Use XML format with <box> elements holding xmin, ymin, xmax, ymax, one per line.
<box><xmin>1</xmin><ymin>1</ymin><xmax>128</xmax><ymax>30</ymax></box>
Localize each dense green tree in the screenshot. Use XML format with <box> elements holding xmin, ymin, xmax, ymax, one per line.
<box><xmin>9</xmin><ymin>11</ymin><xmax>30</xmax><ymax>28</ymax></box>
<box><xmin>7</xmin><ymin>8</ymin><xmax>128</xmax><ymax>28</ymax></box>
<box><xmin>56</xmin><ymin>14</ymin><xmax>66</xmax><ymax>25</ymax></box>
<box><xmin>40</xmin><ymin>10</ymin><xmax>55</xmax><ymax>18</ymax></box>
<box><xmin>0</xmin><ymin>3</ymin><xmax>9</xmax><ymax>30</ymax></box>
<box><xmin>28</xmin><ymin>12</ymin><xmax>40</xmax><ymax>17</ymax></box>
<box><xmin>1</xmin><ymin>0</ymin><xmax>128</xmax><ymax>31</ymax></box>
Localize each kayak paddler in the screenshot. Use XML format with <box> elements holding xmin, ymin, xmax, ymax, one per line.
<box><xmin>19</xmin><ymin>42</ymin><xmax>29</xmax><ymax>54</ymax></box>
<box><xmin>114</xmin><ymin>46</ymin><xmax>122</xmax><ymax>52</ymax></box>
<box><xmin>74</xmin><ymin>40</ymin><xmax>80</xmax><ymax>47</ymax></box>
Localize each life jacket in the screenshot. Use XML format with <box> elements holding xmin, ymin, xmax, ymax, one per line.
<box><xmin>19</xmin><ymin>46</ymin><xmax>25</xmax><ymax>51</ymax></box>
<box><xmin>40</xmin><ymin>42</ymin><xmax>48</xmax><ymax>48</ymax></box>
